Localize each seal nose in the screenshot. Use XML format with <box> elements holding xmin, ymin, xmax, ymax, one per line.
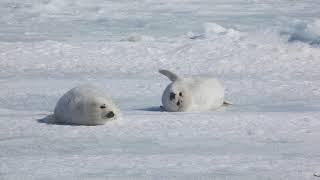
<box><xmin>105</xmin><ymin>111</ymin><xmax>115</xmax><ymax>118</ymax></box>
<box><xmin>170</xmin><ymin>92</ymin><xmax>176</xmax><ymax>100</ymax></box>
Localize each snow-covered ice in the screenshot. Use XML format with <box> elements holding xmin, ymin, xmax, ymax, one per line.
<box><xmin>1</xmin><ymin>0</ymin><xmax>320</xmax><ymax>179</ymax></box>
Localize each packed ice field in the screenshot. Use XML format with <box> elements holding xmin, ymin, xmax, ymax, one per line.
<box><xmin>1</xmin><ymin>0</ymin><xmax>320</xmax><ymax>179</ymax></box>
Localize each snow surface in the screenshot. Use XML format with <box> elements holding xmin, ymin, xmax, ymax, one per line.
<box><xmin>1</xmin><ymin>0</ymin><xmax>320</xmax><ymax>179</ymax></box>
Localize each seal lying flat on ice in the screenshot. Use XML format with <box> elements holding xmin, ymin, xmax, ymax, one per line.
<box><xmin>54</xmin><ymin>85</ymin><xmax>120</xmax><ymax>125</ymax></box>
<box><xmin>159</xmin><ymin>69</ymin><xmax>228</xmax><ymax>112</ymax></box>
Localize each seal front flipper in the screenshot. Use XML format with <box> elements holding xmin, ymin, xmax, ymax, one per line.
<box><xmin>159</xmin><ymin>69</ymin><xmax>179</xmax><ymax>81</ymax></box>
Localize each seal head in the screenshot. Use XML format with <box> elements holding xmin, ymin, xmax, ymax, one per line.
<box><xmin>161</xmin><ymin>80</ymin><xmax>192</xmax><ymax>112</ymax></box>
<box><xmin>159</xmin><ymin>69</ymin><xmax>192</xmax><ymax>112</ymax></box>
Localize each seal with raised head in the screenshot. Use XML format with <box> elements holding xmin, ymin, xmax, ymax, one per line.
<box><xmin>159</xmin><ymin>69</ymin><xmax>228</xmax><ymax>112</ymax></box>
<box><xmin>54</xmin><ymin>85</ymin><xmax>120</xmax><ymax>125</ymax></box>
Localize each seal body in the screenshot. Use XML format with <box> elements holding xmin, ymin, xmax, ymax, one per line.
<box><xmin>54</xmin><ymin>85</ymin><xmax>120</xmax><ymax>125</ymax></box>
<box><xmin>160</xmin><ymin>70</ymin><xmax>225</xmax><ymax>112</ymax></box>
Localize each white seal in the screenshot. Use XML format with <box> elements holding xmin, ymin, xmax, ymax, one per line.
<box><xmin>54</xmin><ymin>85</ymin><xmax>120</xmax><ymax>125</ymax></box>
<box><xmin>159</xmin><ymin>69</ymin><xmax>228</xmax><ymax>112</ymax></box>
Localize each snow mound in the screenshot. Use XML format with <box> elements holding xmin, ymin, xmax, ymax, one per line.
<box><xmin>283</xmin><ymin>19</ymin><xmax>320</xmax><ymax>46</ymax></box>
<box><xmin>188</xmin><ymin>23</ymin><xmax>241</xmax><ymax>40</ymax></box>
<box><xmin>123</xmin><ymin>33</ymin><xmax>155</xmax><ymax>42</ymax></box>
<box><xmin>204</xmin><ymin>23</ymin><xmax>227</xmax><ymax>35</ymax></box>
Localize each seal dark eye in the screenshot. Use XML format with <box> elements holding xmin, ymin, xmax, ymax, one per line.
<box><xmin>170</xmin><ymin>92</ymin><xmax>176</xmax><ymax>100</ymax></box>
<box><xmin>106</xmin><ymin>111</ymin><xmax>115</xmax><ymax>118</ymax></box>
<box><xmin>179</xmin><ymin>92</ymin><xmax>182</xmax><ymax>96</ymax></box>
<box><xmin>100</xmin><ymin>104</ymin><xmax>106</xmax><ymax>109</ymax></box>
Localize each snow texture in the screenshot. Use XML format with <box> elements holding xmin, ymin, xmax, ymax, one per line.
<box><xmin>1</xmin><ymin>0</ymin><xmax>320</xmax><ymax>179</ymax></box>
